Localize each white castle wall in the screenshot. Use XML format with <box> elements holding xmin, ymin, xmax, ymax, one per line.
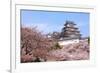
<box><xmin>58</xmin><ymin>39</ymin><xmax>79</xmax><ymax>46</ymax></box>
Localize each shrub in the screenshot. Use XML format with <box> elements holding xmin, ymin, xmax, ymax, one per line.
<box><xmin>50</xmin><ymin>42</ymin><xmax>62</xmax><ymax>50</ymax></box>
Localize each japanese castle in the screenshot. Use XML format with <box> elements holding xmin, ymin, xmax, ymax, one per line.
<box><xmin>58</xmin><ymin>21</ymin><xmax>81</xmax><ymax>45</ymax></box>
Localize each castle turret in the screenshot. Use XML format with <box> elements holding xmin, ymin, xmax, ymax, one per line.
<box><xmin>60</xmin><ymin>21</ymin><xmax>81</xmax><ymax>40</ymax></box>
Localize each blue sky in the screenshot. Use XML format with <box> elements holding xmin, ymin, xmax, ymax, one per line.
<box><xmin>21</xmin><ymin>10</ymin><xmax>90</xmax><ymax>37</ymax></box>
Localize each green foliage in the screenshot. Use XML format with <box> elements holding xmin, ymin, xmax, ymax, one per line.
<box><xmin>88</xmin><ymin>37</ymin><xmax>90</xmax><ymax>44</ymax></box>
<box><xmin>50</xmin><ymin>42</ymin><xmax>62</xmax><ymax>50</ymax></box>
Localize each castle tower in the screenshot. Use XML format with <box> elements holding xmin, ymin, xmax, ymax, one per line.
<box><xmin>60</xmin><ymin>21</ymin><xmax>81</xmax><ymax>40</ymax></box>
